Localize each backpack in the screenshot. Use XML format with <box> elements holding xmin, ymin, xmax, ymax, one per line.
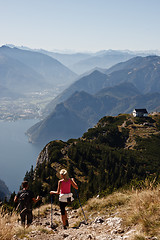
<box><xmin>19</xmin><ymin>190</ymin><xmax>32</xmax><ymax>211</ymax></box>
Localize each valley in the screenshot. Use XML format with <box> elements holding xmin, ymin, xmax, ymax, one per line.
<box><xmin>0</xmin><ymin>88</ymin><xmax>61</xmax><ymax>121</ymax></box>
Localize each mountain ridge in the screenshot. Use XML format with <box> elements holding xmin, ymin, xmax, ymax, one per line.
<box><xmin>42</xmin><ymin>70</ymin><xmax>108</xmax><ymax>116</ymax></box>
<box><xmin>0</xmin><ymin>46</ymin><xmax>77</xmax><ymax>95</ymax></box>
<box><xmin>70</xmin><ymin>50</ymin><xmax>136</xmax><ymax>74</ymax></box>
<box><xmin>43</xmin><ymin>55</ymin><xmax>160</xmax><ymax>117</ymax></box>
<box><xmin>26</xmin><ymin>55</ymin><xmax>160</xmax><ymax>145</ymax></box>
<box><xmin>27</xmin><ymin>81</ymin><xmax>160</xmax><ymax>145</ymax></box>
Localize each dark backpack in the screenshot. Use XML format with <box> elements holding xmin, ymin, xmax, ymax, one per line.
<box><xmin>19</xmin><ymin>190</ymin><xmax>32</xmax><ymax>210</ymax></box>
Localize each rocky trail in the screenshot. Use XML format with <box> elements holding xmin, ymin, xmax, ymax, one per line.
<box><xmin>11</xmin><ymin>204</ymin><xmax>144</xmax><ymax>240</ymax></box>
<box><xmin>2</xmin><ymin>187</ymin><xmax>160</xmax><ymax>240</ymax></box>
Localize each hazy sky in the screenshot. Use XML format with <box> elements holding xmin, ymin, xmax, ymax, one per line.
<box><xmin>0</xmin><ymin>0</ymin><xmax>160</xmax><ymax>52</ymax></box>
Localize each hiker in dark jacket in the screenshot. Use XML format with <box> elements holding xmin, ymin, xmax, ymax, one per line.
<box><xmin>14</xmin><ymin>181</ymin><xmax>40</xmax><ymax>227</ymax></box>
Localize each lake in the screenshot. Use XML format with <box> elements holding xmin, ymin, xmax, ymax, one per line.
<box><xmin>0</xmin><ymin>119</ymin><xmax>44</xmax><ymax>193</ymax></box>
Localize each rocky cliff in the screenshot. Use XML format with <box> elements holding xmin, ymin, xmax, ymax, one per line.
<box><xmin>0</xmin><ymin>179</ymin><xmax>10</xmax><ymax>200</ymax></box>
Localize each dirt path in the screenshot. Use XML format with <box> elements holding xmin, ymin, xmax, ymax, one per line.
<box><xmin>12</xmin><ymin>205</ymin><xmax>139</xmax><ymax>240</ymax></box>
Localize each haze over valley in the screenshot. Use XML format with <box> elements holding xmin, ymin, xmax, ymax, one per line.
<box><xmin>1</xmin><ymin>45</ymin><xmax>160</xmax><ymax>122</ymax></box>
<box><xmin>27</xmin><ymin>54</ymin><xmax>160</xmax><ymax>146</ymax></box>
<box><xmin>0</xmin><ymin>45</ymin><xmax>78</xmax><ymax>121</ymax></box>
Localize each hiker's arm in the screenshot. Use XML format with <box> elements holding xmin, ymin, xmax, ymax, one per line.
<box><xmin>14</xmin><ymin>195</ymin><xmax>18</xmax><ymax>203</ymax></box>
<box><xmin>50</xmin><ymin>181</ymin><xmax>61</xmax><ymax>195</ymax></box>
<box><xmin>32</xmin><ymin>196</ymin><xmax>40</xmax><ymax>203</ymax></box>
<box><xmin>71</xmin><ymin>178</ymin><xmax>78</xmax><ymax>189</ymax></box>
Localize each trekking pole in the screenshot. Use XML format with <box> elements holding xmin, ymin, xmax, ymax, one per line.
<box><xmin>51</xmin><ymin>195</ymin><xmax>54</xmax><ymax>229</ymax></box>
<box><xmin>75</xmin><ymin>190</ymin><xmax>87</xmax><ymax>224</ymax></box>
<box><xmin>37</xmin><ymin>196</ymin><xmax>42</xmax><ymax>225</ymax></box>
<box><xmin>38</xmin><ymin>207</ymin><xmax>40</xmax><ymax>224</ymax></box>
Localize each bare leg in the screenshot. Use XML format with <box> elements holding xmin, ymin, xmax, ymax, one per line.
<box><xmin>61</xmin><ymin>210</ymin><xmax>68</xmax><ymax>227</ymax></box>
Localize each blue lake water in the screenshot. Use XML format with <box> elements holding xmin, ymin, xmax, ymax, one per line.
<box><xmin>0</xmin><ymin>119</ymin><xmax>43</xmax><ymax>193</ymax></box>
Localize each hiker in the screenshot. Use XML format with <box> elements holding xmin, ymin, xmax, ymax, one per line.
<box><xmin>14</xmin><ymin>181</ymin><xmax>40</xmax><ymax>227</ymax></box>
<box><xmin>50</xmin><ymin>169</ymin><xmax>78</xmax><ymax>229</ymax></box>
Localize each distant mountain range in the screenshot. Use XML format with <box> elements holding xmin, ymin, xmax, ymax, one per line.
<box><xmin>7</xmin><ymin>45</ymin><xmax>159</xmax><ymax>75</ymax></box>
<box><xmin>37</xmin><ymin>49</ymin><xmax>92</xmax><ymax>71</ymax></box>
<box><xmin>43</xmin><ymin>55</ymin><xmax>160</xmax><ymax>116</ymax></box>
<box><xmin>105</xmin><ymin>55</ymin><xmax>160</xmax><ymax>94</ymax></box>
<box><xmin>6</xmin><ymin>46</ymin><xmax>138</xmax><ymax>74</ymax></box>
<box><xmin>42</xmin><ymin>70</ymin><xmax>109</xmax><ymax>116</ymax></box>
<box><xmin>1</xmin><ymin>45</ymin><xmax>160</xmax><ymax>146</ymax></box>
<box><xmin>27</xmin><ymin>55</ymin><xmax>160</xmax><ymax>145</ymax></box>
<box><xmin>26</xmin><ymin>47</ymin><xmax>160</xmax><ymax>75</ymax></box>
<box><xmin>37</xmin><ymin>49</ymin><xmax>137</xmax><ymax>74</ymax></box>
<box><xmin>0</xmin><ymin>46</ymin><xmax>77</xmax><ymax>96</ymax></box>
<box><xmin>69</xmin><ymin>50</ymin><xmax>136</xmax><ymax>74</ymax></box>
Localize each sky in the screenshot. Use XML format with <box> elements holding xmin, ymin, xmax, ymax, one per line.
<box><xmin>0</xmin><ymin>0</ymin><xmax>160</xmax><ymax>52</ymax></box>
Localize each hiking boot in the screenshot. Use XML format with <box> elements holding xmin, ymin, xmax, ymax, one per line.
<box><xmin>66</xmin><ymin>220</ymin><xmax>69</xmax><ymax>227</ymax></box>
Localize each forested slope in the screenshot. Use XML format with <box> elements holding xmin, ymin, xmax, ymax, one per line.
<box><xmin>24</xmin><ymin>113</ymin><xmax>160</xmax><ymax>204</ymax></box>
